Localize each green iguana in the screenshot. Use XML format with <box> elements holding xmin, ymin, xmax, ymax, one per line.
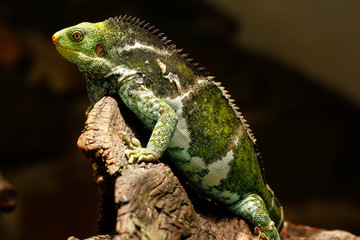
<box><xmin>52</xmin><ymin>16</ymin><xmax>284</xmax><ymax>240</ymax></box>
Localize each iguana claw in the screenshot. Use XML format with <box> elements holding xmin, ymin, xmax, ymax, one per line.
<box><xmin>254</xmin><ymin>224</ymin><xmax>280</xmax><ymax>240</ymax></box>
<box><xmin>118</xmin><ymin>131</ymin><xmax>159</xmax><ymax>163</ymax></box>
<box><xmin>255</xmin><ymin>227</ymin><xmax>270</xmax><ymax>240</ymax></box>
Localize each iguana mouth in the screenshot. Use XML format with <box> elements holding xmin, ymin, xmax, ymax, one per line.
<box><xmin>55</xmin><ymin>45</ymin><xmax>93</xmax><ymax>58</ymax></box>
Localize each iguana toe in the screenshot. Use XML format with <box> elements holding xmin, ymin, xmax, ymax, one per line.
<box><xmin>119</xmin><ymin>132</ymin><xmax>159</xmax><ymax>163</ymax></box>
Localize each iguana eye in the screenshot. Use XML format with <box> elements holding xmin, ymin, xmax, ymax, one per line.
<box><xmin>72</xmin><ymin>31</ymin><xmax>83</xmax><ymax>41</ymax></box>
<box><xmin>96</xmin><ymin>44</ymin><xmax>105</xmax><ymax>57</ymax></box>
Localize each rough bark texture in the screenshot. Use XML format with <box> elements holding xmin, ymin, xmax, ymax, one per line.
<box><xmin>72</xmin><ymin>96</ymin><xmax>359</xmax><ymax>240</ymax></box>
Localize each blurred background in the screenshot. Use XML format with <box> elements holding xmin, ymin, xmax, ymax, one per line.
<box><xmin>0</xmin><ymin>0</ymin><xmax>359</xmax><ymax>239</ymax></box>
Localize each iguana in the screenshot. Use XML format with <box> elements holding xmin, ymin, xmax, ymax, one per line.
<box><xmin>52</xmin><ymin>16</ymin><xmax>284</xmax><ymax>240</ymax></box>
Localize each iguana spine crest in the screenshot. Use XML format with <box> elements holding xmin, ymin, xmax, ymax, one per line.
<box><xmin>107</xmin><ymin>16</ymin><xmax>205</xmax><ymax>73</ymax></box>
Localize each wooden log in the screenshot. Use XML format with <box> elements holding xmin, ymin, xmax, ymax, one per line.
<box><xmin>73</xmin><ymin>96</ymin><xmax>359</xmax><ymax>240</ymax></box>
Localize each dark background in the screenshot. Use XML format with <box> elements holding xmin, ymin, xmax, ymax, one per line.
<box><xmin>0</xmin><ymin>0</ymin><xmax>359</xmax><ymax>239</ymax></box>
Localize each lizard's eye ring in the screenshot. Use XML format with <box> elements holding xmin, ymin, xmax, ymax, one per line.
<box><xmin>72</xmin><ymin>31</ymin><xmax>83</xmax><ymax>41</ymax></box>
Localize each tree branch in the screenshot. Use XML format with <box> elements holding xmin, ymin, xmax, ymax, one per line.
<box><xmin>71</xmin><ymin>96</ymin><xmax>359</xmax><ymax>240</ymax></box>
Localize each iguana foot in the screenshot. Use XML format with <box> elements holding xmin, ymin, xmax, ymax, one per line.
<box><xmin>255</xmin><ymin>227</ymin><xmax>269</xmax><ymax>240</ymax></box>
<box><xmin>255</xmin><ymin>224</ymin><xmax>280</xmax><ymax>240</ymax></box>
<box><xmin>229</xmin><ymin>194</ymin><xmax>281</xmax><ymax>240</ymax></box>
<box><xmin>118</xmin><ymin>132</ymin><xmax>159</xmax><ymax>163</ymax></box>
<box><xmin>254</xmin><ymin>226</ymin><xmax>280</xmax><ymax>240</ymax></box>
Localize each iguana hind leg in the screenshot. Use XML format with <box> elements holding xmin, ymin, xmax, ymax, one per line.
<box><xmin>229</xmin><ymin>194</ymin><xmax>280</xmax><ymax>240</ymax></box>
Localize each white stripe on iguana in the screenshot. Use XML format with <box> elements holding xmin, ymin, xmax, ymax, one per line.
<box><xmin>156</xmin><ymin>59</ymin><xmax>167</xmax><ymax>74</ymax></box>
<box><xmin>165</xmin><ymin>72</ymin><xmax>182</xmax><ymax>94</ymax></box>
<box><xmin>117</xmin><ymin>41</ymin><xmax>172</xmax><ymax>56</ymax></box>
<box><xmin>217</xmin><ymin>190</ymin><xmax>240</xmax><ymax>204</ymax></box>
<box><xmin>118</xmin><ymin>42</ymin><xmax>155</xmax><ymax>53</ymax></box>
<box><xmin>107</xmin><ymin>65</ymin><xmax>138</xmax><ymax>82</ymax></box>
<box><xmin>156</xmin><ymin>59</ymin><xmax>182</xmax><ymax>94</ymax></box>
<box><xmin>202</xmin><ymin>150</ymin><xmax>234</xmax><ymax>187</ymax></box>
<box><xmin>164</xmin><ymin>90</ymin><xmax>193</xmax><ymax>148</ymax></box>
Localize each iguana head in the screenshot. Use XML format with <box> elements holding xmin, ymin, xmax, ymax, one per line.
<box><xmin>53</xmin><ymin>17</ymin><xmax>194</xmax><ymax>82</ymax></box>
<box><xmin>52</xmin><ymin>21</ymin><xmax>116</xmax><ymax>75</ymax></box>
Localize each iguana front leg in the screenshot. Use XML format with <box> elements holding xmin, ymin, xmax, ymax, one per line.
<box><xmin>118</xmin><ymin>79</ymin><xmax>178</xmax><ymax>163</ymax></box>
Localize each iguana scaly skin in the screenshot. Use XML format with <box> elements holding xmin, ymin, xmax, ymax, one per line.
<box><xmin>52</xmin><ymin>16</ymin><xmax>284</xmax><ymax>239</ymax></box>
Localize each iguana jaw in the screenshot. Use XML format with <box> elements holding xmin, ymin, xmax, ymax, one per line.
<box><xmin>54</xmin><ymin>44</ymin><xmax>93</xmax><ymax>64</ymax></box>
<box><xmin>54</xmin><ymin>44</ymin><xmax>113</xmax><ymax>75</ymax></box>
<box><xmin>52</xmin><ymin>33</ymin><xmax>112</xmax><ymax>74</ymax></box>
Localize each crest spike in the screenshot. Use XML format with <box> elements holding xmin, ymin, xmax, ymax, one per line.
<box><xmin>130</xmin><ymin>16</ymin><xmax>137</xmax><ymax>23</ymax></box>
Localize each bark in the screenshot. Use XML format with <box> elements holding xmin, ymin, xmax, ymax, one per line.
<box><xmin>72</xmin><ymin>96</ymin><xmax>359</xmax><ymax>240</ymax></box>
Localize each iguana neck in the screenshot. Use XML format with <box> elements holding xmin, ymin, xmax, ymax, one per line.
<box><xmin>85</xmin><ymin>73</ymin><xmax>119</xmax><ymax>103</ymax></box>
